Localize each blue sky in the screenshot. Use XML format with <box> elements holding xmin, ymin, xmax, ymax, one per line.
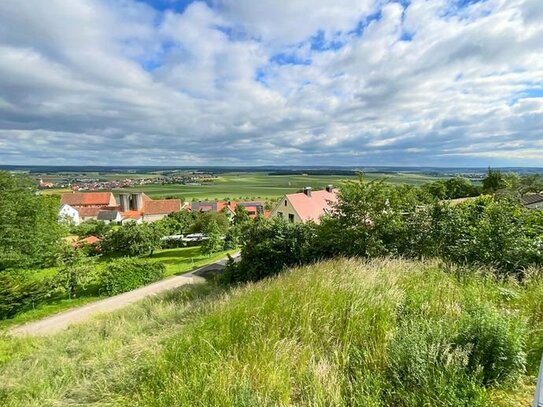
<box><xmin>0</xmin><ymin>0</ymin><xmax>542</xmax><ymax>166</ymax></box>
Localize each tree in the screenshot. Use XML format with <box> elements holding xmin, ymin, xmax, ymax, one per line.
<box><xmin>233</xmin><ymin>205</ymin><xmax>250</xmax><ymax>225</ymax></box>
<box><xmin>102</xmin><ymin>222</ymin><xmax>164</xmax><ymax>256</ymax></box>
<box><xmin>201</xmin><ymin>220</ymin><xmax>223</xmax><ymax>255</ymax></box>
<box><xmin>482</xmin><ymin>168</ymin><xmax>508</xmax><ymax>193</ymax></box>
<box><xmin>71</xmin><ymin>219</ymin><xmax>111</xmax><ymax>239</ymax></box>
<box><xmin>0</xmin><ymin>171</ymin><xmax>65</xmax><ymax>271</ymax></box>
<box><xmin>191</xmin><ymin>211</ymin><xmax>230</xmax><ymax>234</ymax></box>
<box><xmin>55</xmin><ymin>247</ymin><xmax>96</xmax><ymax>298</ymax></box>
<box><xmin>158</xmin><ymin>210</ymin><xmax>196</xmax><ymax>235</ymax></box>
<box><xmin>443</xmin><ymin>176</ymin><xmax>479</xmax><ymax>199</ymax></box>
<box><xmin>223</xmin><ymin>217</ymin><xmax>316</xmax><ymax>283</ymax></box>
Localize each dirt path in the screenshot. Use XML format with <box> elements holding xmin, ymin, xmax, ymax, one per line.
<box><xmin>9</xmin><ymin>254</ymin><xmax>237</xmax><ymax>337</ymax></box>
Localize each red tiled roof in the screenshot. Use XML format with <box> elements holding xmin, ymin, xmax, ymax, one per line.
<box><xmin>286</xmin><ymin>189</ymin><xmax>338</xmax><ymax>223</ymax></box>
<box><xmin>121</xmin><ymin>210</ymin><xmax>143</xmax><ymax>220</ymax></box>
<box><xmin>83</xmin><ymin>236</ymin><xmax>100</xmax><ymax>245</ymax></box>
<box><xmin>77</xmin><ymin>207</ymin><xmax>102</xmax><ymax>217</ymax></box>
<box><xmin>143</xmin><ymin>199</ymin><xmax>181</xmax><ymax>215</ymax></box>
<box><xmin>61</xmin><ymin>192</ymin><xmax>115</xmax><ymax>207</ymax></box>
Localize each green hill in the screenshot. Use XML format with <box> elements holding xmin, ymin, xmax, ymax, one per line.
<box><xmin>1</xmin><ymin>258</ymin><xmax>542</xmax><ymax>406</ymax></box>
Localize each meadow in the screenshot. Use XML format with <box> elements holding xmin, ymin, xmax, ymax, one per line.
<box><xmin>118</xmin><ymin>172</ymin><xmax>441</xmax><ymax>201</ymax></box>
<box><xmin>1</xmin><ymin>258</ymin><xmax>541</xmax><ymax>406</ymax></box>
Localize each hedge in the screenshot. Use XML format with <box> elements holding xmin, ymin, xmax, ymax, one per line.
<box><xmin>100</xmin><ymin>258</ymin><xmax>165</xmax><ymax>295</ymax></box>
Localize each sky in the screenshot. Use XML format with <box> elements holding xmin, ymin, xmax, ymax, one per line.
<box><xmin>0</xmin><ymin>0</ymin><xmax>542</xmax><ymax>167</ymax></box>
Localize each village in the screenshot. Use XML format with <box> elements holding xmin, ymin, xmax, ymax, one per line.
<box><xmin>58</xmin><ymin>185</ymin><xmax>339</xmax><ymax>226</ymax></box>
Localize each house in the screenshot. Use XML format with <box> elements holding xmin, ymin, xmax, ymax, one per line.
<box><xmin>97</xmin><ymin>210</ymin><xmax>123</xmax><ymax>224</ymax></box>
<box><xmin>271</xmin><ymin>185</ymin><xmax>338</xmax><ymax>224</ymax></box>
<box><xmin>522</xmin><ymin>193</ymin><xmax>543</xmax><ymax>209</ymax></box>
<box><xmin>59</xmin><ymin>191</ymin><xmax>181</xmax><ymax>224</ymax></box>
<box><xmin>118</xmin><ymin>192</ymin><xmax>181</xmax><ymax>223</ymax></box>
<box><xmin>60</xmin><ymin>192</ymin><xmax>118</xmax><ymax>222</ymax></box>
<box><xmin>60</xmin><ymin>192</ymin><xmax>117</xmax><ymax>208</ymax></box>
<box><xmin>58</xmin><ymin>204</ymin><xmax>80</xmax><ymax>225</ymax></box>
<box><xmin>191</xmin><ymin>200</ymin><xmax>266</xmax><ymax>220</ymax></box>
<box><xmin>77</xmin><ymin>207</ymin><xmax>103</xmax><ymax>222</ymax></box>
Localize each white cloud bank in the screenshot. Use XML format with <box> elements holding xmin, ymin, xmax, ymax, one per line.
<box><xmin>0</xmin><ymin>0</ymin><xmax>542</xmax><ymax>166</ymax></box>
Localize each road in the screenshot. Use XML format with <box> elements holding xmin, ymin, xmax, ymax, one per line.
<box><xmin>9</xmin><ymin>254</ymin><xmax>237</xmax><ymax>337</ymax></box>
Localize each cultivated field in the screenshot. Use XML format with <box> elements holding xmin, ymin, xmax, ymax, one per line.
<box><xmin>118</xmin><ymin>172</ymin><xmax>442</xmax><ymax>201</ymax></box>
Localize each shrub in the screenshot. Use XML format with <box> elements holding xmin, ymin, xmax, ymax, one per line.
<box><xmin>223</xmin><ymin>218</ymin><xmax>316</xmax><ymax>283</ymax></box>
<box><xmin>0</xmin><ymin>271</ymin><xmax>52</xmax><ymax>319</ymax></box>
<box><xmin>100</xmin><ymin>258</ymin><xmax>165</xmax><ymax>295</ymax></box>
<box><xmin>455</xmin><ymin>304</ymin><xmax>526</xmax><ymax>386</ymax></box>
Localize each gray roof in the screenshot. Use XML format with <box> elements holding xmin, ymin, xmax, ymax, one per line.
<box><xmin>97</xmin><ymin>210</ymin><xmax>120</xmax><ymax>221</ymax></box>
<box><xmin>522</xmin><ymin>193</ymin><xmax>543</xmax><ymax>206</ymax></box>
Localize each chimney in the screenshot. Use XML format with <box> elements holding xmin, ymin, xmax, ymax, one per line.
<box><xmin>303</xmin><ymin>187</ymin><xmax>312</xmax><ymax>197</ymax></box>
<box><xmin>326</xmin><ymin>185</ymin><xmax>333</xmax><ymax>193</ymax></box>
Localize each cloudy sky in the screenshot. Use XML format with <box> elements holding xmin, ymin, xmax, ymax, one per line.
<box><xmin>0</xmin><ymin>0</ymin><xmax>542</xmax><ymax>166</ymax></box>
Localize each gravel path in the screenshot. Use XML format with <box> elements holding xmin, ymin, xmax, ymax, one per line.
<box><xmin>9</xmin><ymin>254</ymin><xmax>237</xmax><ymax>337</ymax></box>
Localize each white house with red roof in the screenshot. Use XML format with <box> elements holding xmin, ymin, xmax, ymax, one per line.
<box><xmin>271</xmin><ymin>186</ymin><xmax>338</xmax><ymax>224</ymax></box>
<box><xmin>59</xmin><ymin>191</ymin><xmax>181</xmax><ymax>224</ymax></box>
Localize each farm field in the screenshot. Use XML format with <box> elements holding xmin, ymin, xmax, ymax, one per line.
<box><xmin>116</xmin><ymin>172</ymin><xmax>442</xmax><ymax>201</ymax></box>
<box><xmin>0</xmin><ymin>247</ymin><xmax>235</xmax><ymax>330</ymax></box>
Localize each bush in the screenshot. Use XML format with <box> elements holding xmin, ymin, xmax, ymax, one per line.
<box><xmin>455</xmin><ymin>304</ymin><xmax>526</xmax><ymax>386</ymax></box>
<box><xmin>100</xmin><ymin>258</ymin><xmax>165</xmax><ymax>295</ymax></box>
<box><xmin>0</xmin><ymin>271</ymin><xmax>52</xmax><ymax>319</ymax></box>
<box><xmin>222</xmin><ymin>218</ymin><xmax>316</xmax><ymax>283</ymax></box>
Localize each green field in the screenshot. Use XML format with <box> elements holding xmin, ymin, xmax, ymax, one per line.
<box><xmin>0</xmin><ymin>258</ymin><xmax>539</xmax><ymax>406</ymax></box>
<box><xmin>0</xmin><ymin>247</ymin><xmax>236</xmax><ymax>330</ymax></box>
<box><xmin>117</xmin><ymin>172</ymin><xmax>441</xmax><ymax>201</ymax></box>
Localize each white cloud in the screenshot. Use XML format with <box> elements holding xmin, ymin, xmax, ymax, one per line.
<box><xmin>0</xmin><ymin>0</ymin><xmax>541</xmax><ymax>166</ymax></box>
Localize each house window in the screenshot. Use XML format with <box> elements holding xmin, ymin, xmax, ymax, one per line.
<box><xmin>288</xmin><ymin>214</ymin><xmax>295</xmax><ymax>223</ymax></box>
<box><xmin>284</xmin><ymin>200</ymin><xmax>287</xmax><ymax>206</ymax></box>
<box><xmin>278</xmin><ymin>212</ymin><xmax>283</xmax><ymax>218</ymax></box>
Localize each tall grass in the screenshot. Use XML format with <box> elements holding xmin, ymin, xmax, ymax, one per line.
<box><xmin>1</xmin><ymin>258</ymin><xmax>542</xmax><ymax>406</ymax></box>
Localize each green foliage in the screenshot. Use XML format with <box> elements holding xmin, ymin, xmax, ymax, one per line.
<box><xmin>223</xmin><ymin>217</ymin><xmax>316</xmax><ymax>283</ymax></box>
<box><xmin>0</xmin><ymin>259</ymin><xmax>540</xmax><ymax>406</ymax></box>
<box><xmin>233</xmin><ymin>205</ymin><xmax>250</xmax><ymax>225</ymax></box>
<box><xmin>102</xmin><ymin>222</ymin><xmax>164</xmax><ymax>256</ymax></box>
<box><xmin>100</xmin><ymin>258</ymin><xmax>165</xmax><ymax>295</ymax></box>
<box><xmin>0</xmin><ymin>171</ymin><xmax>64</xmax><ymax>271</ymax></box>
<box><xmin>54</xmin><ymin>247</ymin><xmax>97</xmax><ymax>299</ymax></box>
<box><xmin>200</xmin><ymin>220</ymin><xmax>223</xmax><ymax>255</ymax></box>
<box><xmin>0</xmin><ymin>271</ymin><xmax>53</xmax><ymax>319</ymax></box>
<box><xmin>455</xmin><ymin>304</ymin><xmax>526</xmax><ymax>386</ymax></box>
<box><xmin>157</xmin><ymin>210</ymin><xmax>196</xmax><ymax>235</ymax></box>
<box><xmin>482</xmin><ymin>168</ymin><xmax>509</xmax><ymax>193</ymax></box>
<box><xmin>434</xmin><ymin>197</ymin><xmax>543</xmax><ymax>274</ymax></box>
<box><xmin>71</xmin><ymin>219</ymin><xmax>112</xmax><ymax>238</ymax></box>
<box><xmin>190</xmin><ymin>211</ymin><xmax>230</xmax><ymax>234</ymax></box>
<box><xmin>422</xmin><ymin>176</ymin><xmax>480</xmax><ymax>200</ymax></box>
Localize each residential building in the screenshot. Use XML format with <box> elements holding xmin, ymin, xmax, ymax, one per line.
<box><xmin>97</xmin><ymin>210</ymin><xmax>123</xmax><ymax>223</ymax></box>
<box><xmin>271</xmin><ymin>186</ymin><xmax>338</xmax><ymax>224</ymax></box>
<box><xmin>191</xmin><ymin>200</ymin><xmax>267</xmax><ymax>220</ymax></box>
<box><xmin>59</xmin><ymin>191</ymin><xmax>181</xmax><ymax>224</ymax></box>
<box><xmin>522</xmin><ymin>193</ymin><xmax>543</xmax><ymax>209</ymax></box>
<box><xmin>60</xmin><ymin>192</ymin><xmax>117</xmax><ymax>208</ymax></box>
<box><xmin>58</xmin><ymin>204</ymin><xmax>80</xmax><ymax>225</ymax></box>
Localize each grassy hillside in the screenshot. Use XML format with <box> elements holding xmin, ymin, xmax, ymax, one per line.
<box><xmin>1</xmin><ymin>258</ymin><xmax>542</xmax><ymax>406</ymax></box>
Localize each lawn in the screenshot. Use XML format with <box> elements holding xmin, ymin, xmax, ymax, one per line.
<box><xmin>0</xmin><ymin>247</ymin><xmax>236</xmax><ymax>330</ymax></box>
<box><xmin>0</xmin><ymin>258</ymin><xmax>540</xmax><ymax>406</ymax></box>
